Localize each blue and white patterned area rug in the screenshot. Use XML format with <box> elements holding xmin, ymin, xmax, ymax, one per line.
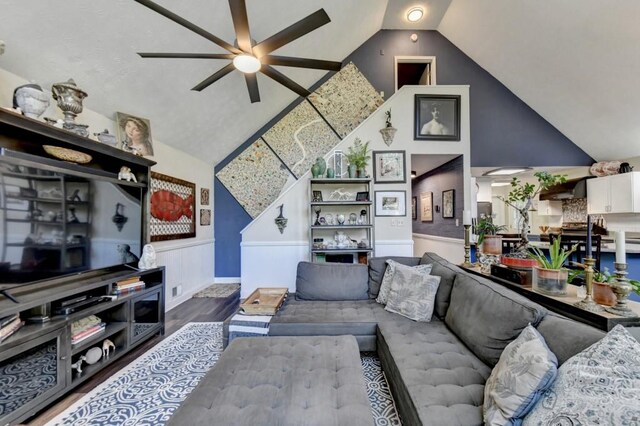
<box><xmin>46</xmin><ymin>322</ymin><xmax>223</xmax><ymax>426</ymax></box>
<box><xmin>47</xmin><ymin>323</ymin><xmax>401</xmax><ymax>426</ymax></box>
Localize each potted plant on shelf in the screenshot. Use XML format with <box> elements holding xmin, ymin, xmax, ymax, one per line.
<box><xmin>475</xmin><ymin>216</ymin><xmax>507</xmax><ymax>255</ymax></box>
<box><xmin>498</xmin><ymin>171</ymin><xmax>567</xmax><ymax>254</ymax></box>
<box><xmin>568</xmin><ymin>267</ymin><xmax>617</xmax><ymax>306</ymax></box>
<box><xmin>528</xmin><ymin>238</ymin><xmax>577</xmax><ymax>296</ymax></box>
<box><xmin>345</xmin><ymin>138</ymin><xmax>371</xmax><ymax>178</ymax></box>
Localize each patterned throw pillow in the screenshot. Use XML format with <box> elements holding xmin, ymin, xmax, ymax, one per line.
<box><xmin>484</xmin><ymin>324</ymin><xmax>558</xmax><ymax>425</ymax></box>
<box><xmin>523</xmin><ymin>324</ymin><xmax>640</xmax><ymax>426</ymax></box>
<box><xmin>376</xmin><ymin>260</ymin><xmax>431</xmax><ymax>305</ymax></box>
<box><xmin>384</xmin><ymin>263</ymin><xmax>440</xmax><ymax>322</ymax></box>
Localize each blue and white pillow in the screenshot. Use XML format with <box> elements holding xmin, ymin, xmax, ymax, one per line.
<box><xmin>376</xmin><ymin>260</ymin><xmax>432</xmax><ymax>305</ymax></box>
<box><xmin>484</xmin><ymin>324</ymin><xmax>558</xmax><ymax>425</ymax></box>
<box><xmin>523</xmin><ymin>324</ymin><xmax>640</xmax><ymax>425</ymax></box>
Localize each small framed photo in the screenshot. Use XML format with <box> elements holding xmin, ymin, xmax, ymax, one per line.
<box><xmin>200</xmin><ymin>209</ymin><xmax>211</xmax><ymax>226</ymax></box>
<box><xmin>414</xmin><ymin>94</ymin><xmax>461</xmax><ymax>141</ymax></box>
<box><xmin>115</xmin><ymin>112</ymin><xmax>155</xmax><ymax>156</ymax></box>
<box><xmin>375</xmin><ymin>190</ymin><xmax>406</xmax><ymax>217</ymax></box>
<box><xmin>442</xmin><ymin>189</ymin><xmax>455</xmax><ymax>218</ymax></box>
<box><xmin>420</xmin><ymin>191</ymin><xmax>433</xmax><ymax>222</ymax></box>
<box><xmin>201</xmin><ymin>188</ymin><xmax>210</xmax><ymax>205</ymax></box>
<box><xmin>356</xmin><ymin>191</ymin><xmax>369</xmax><ymax>202</ymax></box>
<box><xmin>312</xmin><ymin>190</ymin><xmax>323</xmax><ymax>202</ymax></box>
<box><xmin>373</xmin><ymin>150</ymin><xmax>406</xmax><ymax>183</ymax></box>
<box><xmin>412</xmin><ymin>196</ymin><xmax>417</xmax><ymax>220</ymax></box>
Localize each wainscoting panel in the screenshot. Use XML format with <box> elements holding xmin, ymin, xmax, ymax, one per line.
<box><xmin>155</xmin><ymin>240</ymin><xmax>215</xmax><ymax>311</ymax></box>
<box><xmin>413</xmin><ymin>233</ymin><xmax>464</xmax><ymax>263</ymax></box>
<box><xmin>374</xmin><ymin>240</ymin><xmax>414</xmax><ymax>257</ymax></box>
<box><xmin>240</xmin><ymin>241</ymin><xmax>309</xmax><ymax>298</ymax></box>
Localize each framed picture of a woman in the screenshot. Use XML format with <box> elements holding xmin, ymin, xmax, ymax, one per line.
<box><xmin>116</xmin><ymin>112</ymin><xmax>154</xmax><ymax>156</ymax></box>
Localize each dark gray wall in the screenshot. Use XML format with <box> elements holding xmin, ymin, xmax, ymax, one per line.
<box><xmin>215</xmin><ymin>29</ymin><xmax>594</xmax><ymax>277</ymax></box>
<box><xmin>412</xmin><ymin>156</ymin><xmax>464</xmax><ymax>238</ymax></box>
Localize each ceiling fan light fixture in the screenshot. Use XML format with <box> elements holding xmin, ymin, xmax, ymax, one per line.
<box><xmin>233</xmin><ymin>54</ymin><xmax>261</xmax><ymax>73</ymax></box>
<box><xmin>406</xmin><ymin>7</ymin><xmax>424</xmax><ymax>22</ymax></box>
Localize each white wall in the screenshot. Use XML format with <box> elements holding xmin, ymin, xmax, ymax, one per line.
<box><xmin>0</xmin><ymin>67</ymin><xmax>214</xmax><ymax>311</ymax></box>
<box><xmin>240</xmin><ymin>85</ymin><xmax>470</xmax><ymax>297</ymax></box>
<box><xmin>413</xmin><ymin>233</ymin><xmax>464</xmax><ymax>263</ymax></box>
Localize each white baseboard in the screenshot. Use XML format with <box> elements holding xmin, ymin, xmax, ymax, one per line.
<box><xmin>215</xmin><ymin>277</ymin><xmax>241</xmax><ymax>284</ymax></box>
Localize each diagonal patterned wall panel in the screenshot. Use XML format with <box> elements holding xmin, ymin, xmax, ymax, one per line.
<box><xmin>309</xmin><ymin>62</ymin><xmax>384</xmax><ymax>138</ymax></box>
<box><xmin>217</xmin><ymin>139</ymin><xmax>292</xmax><ymax>219</ymax></box>
<box><xmin>262</xmin><ymin>101</ymin><xmax>340</xmax><ymax>179</ymax></box>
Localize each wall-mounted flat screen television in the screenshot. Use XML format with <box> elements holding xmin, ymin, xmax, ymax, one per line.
<box><xmin>0</xmin><ymin>158</ymin><xmax>143</xmax><ymax>286</ymax></box>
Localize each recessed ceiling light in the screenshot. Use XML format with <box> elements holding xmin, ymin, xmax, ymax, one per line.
<box><xmin>233</xmin><ymin>54</ymin><xmax>261</xmax><ymax>73</ymax></box>
<box><xmin>491</xmin><ymin>182</ymin><xmax>511</xmax><ymax>187</ymax></box>
<box><xmin>406</xmin><ymin>7</ymin><xmax>424</xmax><ymax>22</ymax></box>
<box><xmin>483</xmin><ymin>167</ymin><xmax>531</xmax><ymax>176</ymax></box>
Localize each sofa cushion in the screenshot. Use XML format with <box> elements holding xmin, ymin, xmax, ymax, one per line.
<box><xmin>368</xmin><ymin>256</ymin><xmax>420</xmax><ymax>299</ymax></box>
<box><xmin>378</xmin><ymin>319</ymin><xmax>491</xmax><ymax>425</ymax></box>
<box><xmin>168</xmin><ymin>335</ymin><xmax>373</xmax><ymax>426</ymax></box>
<box><xmin>524</xmin><ymin>325</ymin><xmax>640</xmax><ymax>426</ymax></box>
<box><xmin>421</xmin><ymin>255</ymin><xmax>462</xmax><ymax>319</ymax></box>
<box><xmin>385</xmin><ymin>267</ymin><xmax>440</xmax><ymax>322</ymax></box>
<box><xmin>484</xmin><ymin>325</ymin><xmax>558</xmax><ymax>425</ymax></box>
<box><xmin>445</xmin><ymin>273</ymin><xmax>547</xmax><ymax>367</ymax></box>
<box><xmin>376</xmin><ymin>260</ymin><xmax>432</xmax><ymax>305</ymax></box>
<box><xmin>535</xmin><ymin>313</ymin><xmax>606</xmax><ymax>365</ymax></box>
<box><xmin>295</xmin><ymin>262</ymin><xmax>368</xmax><ymax>300</ymax></box>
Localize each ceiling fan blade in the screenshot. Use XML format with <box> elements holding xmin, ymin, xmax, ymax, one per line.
<box><xmin>192</xmin><ymin>63</ymin><xmax>236</xmax><ymax>92</ymax></box>
<box><xmin>138</xmin><ymin>52</ymin><xmax>236</xmax><ymax>59</ymax></box>
<box><xmin>253</xmin><ymin>9</ymin><xmax>331</xmax><ymax>58</ymax></box>
<box><xmin>228</xmin><ymin>0</ymin><xmax>253</xmax><ymax>53</ymax></box>
<box><xmin>262</xmin><ymin>55</ymin><xmax>341</xmax><ymax>71</ymax></box>
<box><xmin>244</xmin><ymin>73</ymin><xmax>261</xmax><ymax>103</ymax></box>
<box><xmin>261</xmin><ymin>65</ymin><xmax>310</xmax><ymax>98</ymax></box>
<box><xmin>134</xmin><ymin>0</ymin><xmax>241</xmax><ymax>54</ymax></box>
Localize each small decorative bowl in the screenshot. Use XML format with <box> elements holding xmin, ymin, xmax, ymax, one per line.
<box><xmin>43</xmin><ymin>145</ymin><xmax>92</xmax><ymax>164</ymax></box>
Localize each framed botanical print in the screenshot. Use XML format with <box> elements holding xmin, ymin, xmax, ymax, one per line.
<box><xmin>373</xmin><ymin>150</ymin><xmax>406</xmax><ymax>183</ymax></box>
<box><xmin>414</xmin><ymin>94</ymin><xmax>461</xmax><ymax>141</ymax></box>
<box><xmin>442</xmin><ymin>189</ymin><xmax>455</xmax><ymax>218</ymax></box>
<box><xmin>375</xmin><ymin>190</ymin><xmax>406</xmax><ymax>217</ymax></box>
<box><xmin>420</xmin><ymin>191</ymin><xmax>433</xmax><ymax>222</ymax></box>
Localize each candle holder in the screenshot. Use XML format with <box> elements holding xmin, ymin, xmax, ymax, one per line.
<box><xmin>574</xmin><ymin>256</ymin><xmax>604</xmax><ymax>313</ymax></box>
<box><xmin>461</xmin><ymin>224</ymin><xmax>474</xmax><ymax>268</ymax></box>
<box><xmin>605</xmin><ymin>262</ymin><xmax>637</xmax><ymax>317</ymax></box>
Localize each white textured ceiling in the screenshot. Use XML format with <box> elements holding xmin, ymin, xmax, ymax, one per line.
<box><xmin>0</xmin><ymin>0</ymin><xmax>387</xmax><ymax>165</ymax></box>
<box><xmin>3</xmin><ymin>0</ymin><xmax>637</xmax><ymax>167</ymax></box>
<box><xmin>438</xmin><ymin>0</ymin><xmax>640</xmax><ymax>162</ymax></box>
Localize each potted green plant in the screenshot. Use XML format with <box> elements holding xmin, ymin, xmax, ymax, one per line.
<box><xmin>499</xmin><ymin>171</ymin><xmax>567</xmax><ymax>253</ymax></box>
<box><xmin>345</xmin><ymin>138</ymin><xmax>371</xmax><ymax>178</ymax></box>
<box><xmin>475</xmin><ymin>216</ymin><xmax>507</xmax><ymax>255</ymax></box>
<box><xmin>528</xmin><ymin>238</ymin><xmax>577</xmax><ymax>295</ymax></box>
<box><xmin>568</xmin><ymin>267</ymin><xmax>617</xmax><ymax>306</ymax></box>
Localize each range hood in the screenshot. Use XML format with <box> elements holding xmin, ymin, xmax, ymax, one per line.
<box><xmin>539</xmin><ymin>177</ymin><xmax>592</xmax><ymax>200</ymax></box>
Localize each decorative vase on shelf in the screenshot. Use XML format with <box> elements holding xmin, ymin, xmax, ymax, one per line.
<box><xmin>533</xmin><ymin>267</ymin><xmax>568</xmax><ymax>296</ymax></box>
<box><xmin>315</xmin><ymin>157</ymin><xmax>327</xmax><ymax>176</ymax></box>
<box><xmin>356</xmin><ymin>168</ymin><xmax>365</xmax><ymax>178</ymax></box>
<box><xmin>51</xmin><ymin>78</ymin><xmax>88</xmax><ymax>127</ymax></box>
<box><xmin>13</xmin><ymin>84</ymin><xmax>50</xmax><ymax>119</ymax></box>
<box><xmin>326</xmin><ymin>168</ymin><xmax>335</xmax><ymax>178</ymax></box>
<box><xmin>348</xmin><ymin>164</ymin><xmax>357</xmax><ymax>178</ymax></box>
<box><xmin>311</xmin><ymin>163</ymin><xmax>321</xmax><ymax>178</ymax></box>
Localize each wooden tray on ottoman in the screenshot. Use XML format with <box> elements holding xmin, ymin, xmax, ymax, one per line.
<box><xmin>239</xmin><ymin>287</ymin><xmax>288</xmax><ymax>315</ymax></box>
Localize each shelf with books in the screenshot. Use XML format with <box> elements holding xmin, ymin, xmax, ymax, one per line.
<box><xmin>71</xmin><ymin>322</ymin><xmax>126</xmax><ymax>356</ymax></box>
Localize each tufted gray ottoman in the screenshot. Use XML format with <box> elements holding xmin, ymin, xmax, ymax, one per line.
<box><xmin>168</xmin><ymin>335</ymin><xmax>373</xmax><ymax>426</ymax></box>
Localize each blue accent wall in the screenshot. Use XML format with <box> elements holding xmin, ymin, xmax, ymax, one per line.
<box><xmin>215</xmin><ymin>29</ymin><xmax>594</xmax><ymax>277</ymax></box>
<box><xmin>412</xmin><ymin>156</ymin><xmax>464</xmax><ymax>238</ymax></box>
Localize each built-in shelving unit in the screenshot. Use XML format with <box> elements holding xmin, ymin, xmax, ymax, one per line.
<box><xmin>309</xmin><ymin>178</ymin><xmax>374</xmax><ymax>263</ymax></box>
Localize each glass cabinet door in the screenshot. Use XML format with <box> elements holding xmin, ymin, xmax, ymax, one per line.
<box><xmin>0</xmin><ymin>329</ymin><xmax>66</xmax><ymax>425</ymax></box>
<box><xmin>130</xmin><ymin>288</ymin><xmax>162</xmax><ymax>345</ymax></box>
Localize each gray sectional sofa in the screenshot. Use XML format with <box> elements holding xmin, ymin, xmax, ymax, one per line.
<box><xmin>268</xmin><ymin>253</ymin><xmax>607</xmax><ymax>425</ymax></box>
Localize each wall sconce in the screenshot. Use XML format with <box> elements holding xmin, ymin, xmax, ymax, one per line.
<box><xmin>411</xmin><ymin>170</ymin><xmax>417</xmax><ymax>179</ymax></box>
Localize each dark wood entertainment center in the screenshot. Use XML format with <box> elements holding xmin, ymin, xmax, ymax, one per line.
<box><xmin>0</xmin><ymin>109</ymin><xmax>165</xmax><ymax>425</ymax></box>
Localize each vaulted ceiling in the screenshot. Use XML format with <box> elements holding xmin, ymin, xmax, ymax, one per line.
<box><xmin>1</xmin><ymin>1</ymin><xmax>638</xmax><ymax>165</ymax></box>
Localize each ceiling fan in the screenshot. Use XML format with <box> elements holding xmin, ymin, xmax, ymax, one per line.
<box><xmin>134</xmin><ymin>0</ymin><xmax>343</xmax><ymax>103</ymax></box>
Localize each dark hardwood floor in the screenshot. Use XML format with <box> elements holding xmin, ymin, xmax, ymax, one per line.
<box><xmin>25</xmin><ymin>291</ymin><xmax>240</xmax><ymax>426</ymax></box>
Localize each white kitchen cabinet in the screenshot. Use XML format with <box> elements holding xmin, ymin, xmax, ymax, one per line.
<box><xmin>536</xmin><ymin>200</ymin><xmax>562</xmax><ymax>216</ymax></box>
<box><xmin>587</xmin><ymin>172</ymin><xmax>640</xmax><ymax>214</ymax></box>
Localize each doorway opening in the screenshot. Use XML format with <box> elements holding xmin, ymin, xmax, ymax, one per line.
<box><xmin>395</xmin><ymin>56</ymin><xmax>437</xmax><ymax>93</ymax></box>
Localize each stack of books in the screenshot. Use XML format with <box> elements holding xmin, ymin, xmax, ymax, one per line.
<box><xmin>0</xmin><ymin>313</ymin><xmax>24</xmax><ymax>343</ymax></box>
<box><xmin>113</xmin><ymin>276</ymin><xmax>146</xmax><ymax>295</ymax></box>
<box><xmin>71</xmin><ymin>315</ymin><xmax>106</xmax><ymax>345</ymax></box>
